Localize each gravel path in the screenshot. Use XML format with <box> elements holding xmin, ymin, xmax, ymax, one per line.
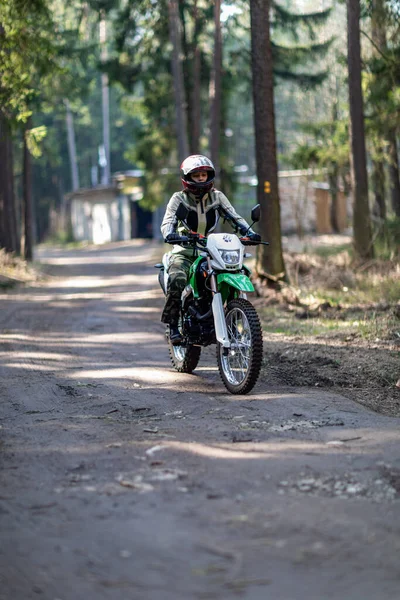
<box><xmin>1</xmin><ymin>240</ymin><xmax>399</xmax><ymax>600</ymax></box>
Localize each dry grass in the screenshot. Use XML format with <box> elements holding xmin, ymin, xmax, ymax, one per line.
<box><xmin>255</xmin><ymin>248</ymin><xmax>400</xmax><ymax>417</ymax></box>
<box><xmin>0</xmin><ymin>249</ymin><xmax>42</xmax><ymax>287</ymax></box>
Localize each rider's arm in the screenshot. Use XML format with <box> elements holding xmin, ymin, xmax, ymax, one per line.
<box><xmin>216</xmin><ymin>191</ymin><xmax>252</xmax><ymax>235</ymax></box>
<box><xmin>161</xmin><ymin>193</ymin><xmax>183</xmax><ymax>239</ymax></box>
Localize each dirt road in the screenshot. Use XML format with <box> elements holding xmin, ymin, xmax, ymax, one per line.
<box><xmin>1</xmin><ymin>240</ymin><xmax>399</xmax><ymax>600</ymax></box>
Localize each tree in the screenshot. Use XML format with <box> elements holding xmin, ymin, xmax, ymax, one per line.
<box><xmin>271</xmin><ymin>3</ymin><xmax>332</xmax><ymax>89</ymax></box>
<box><xmin>180</xmin><ymin>0</ymin><xmax>211</xmax><ymax>154</ymax></box>
<box><xmin>0</xmin><ymin>112</ymin><xmax>18</xmax><ymax>253</ymax></box>
<box><xmin>370</xmin><ymin>0</ymin><xmax>387</xmax><ymax>220</ymax></box>
<box><xmin>168</xmin><ymin>0</ymin><xmax>189</xmax><ymax>161</ymax></box>
<box><xmin>0</xmin><ymin>0</ymin><xmax>57</xmax><ymax>255</ymax></box>
<box><xmin>367</xmin><ymin>0</ymin><xmax>400</xmax><ymax>219</ymax></box>
<box><xmin>23</xmin><ymin>118</ymin><xmax>33</xmax><ymax>260</ymax></box>
<box><xmin>250</xmin><ymin>0</ymin><xmax>285</xmax><ymax>282</ymax></box>
<box><xmin>210</xmin><ymin>0</ymin><xmax>222</xmax><ymax>173</ymax></box>
<box><xmin>347</xmin><ymin>0</ymin><xmax>374</xmax><ymax>259</ymax></box>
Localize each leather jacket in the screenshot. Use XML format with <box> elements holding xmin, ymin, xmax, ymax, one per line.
<box><xmin>161</xmin><ymin>189</ymin><xmax>251</xmax><ymax>254</ymax></box>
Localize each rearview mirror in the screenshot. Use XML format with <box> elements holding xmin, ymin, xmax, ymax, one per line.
<box><xmin>251</xmin><ymin>204</ymin><xmax>261</xmax><ymax>223</ymax></box>
<box><xmin>176</xmin><ymin>203</ymin><xmax>189</xmax><ymax>223</ymax></box>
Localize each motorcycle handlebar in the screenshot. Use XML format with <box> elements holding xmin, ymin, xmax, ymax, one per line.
<box><xmin>165</xmin><ymin>232</ymin><xmax>208</xmax><ymax>246</ymax></box>
<box><xmin>240</xmin><ymin>238</ymin><xmax>269</xmax><ymax>246</ymax></box>
<box><xmin>164</xmin><ymin>235</ymin><xmax>190</xmax><ymax>244</ymax></box>
<box><xmin>165</xmin><ymin>235</ymin><xmax>269</xmax><ymax>247</ymax></box>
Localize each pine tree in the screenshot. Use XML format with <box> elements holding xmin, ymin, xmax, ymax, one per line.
<box><xmin>271</xmin><ymin>3</ymin><xmax>332</xmax><ymax>89</ymax></box>
<box><xmin>210</xmin><ymin>0</ymin><xmax>222</xmax><ymax>174</ymax></box>
<box><xmin>367</xmin><ymin>0</ymin><xmax>400</xmax><ymax>217</ymax></box>
<box><xmin>347</xmin><ymin>0</ymin><xmax>374</xmax><ymax>259</ymax></box>
<box><xmin>250</xmin><ymin>0</ymin><xmax>285</xmax><ymax>282</ymax></box>
<box><xmin>168</xmin><ymin>0</ymin><xmax>189</xmax><ymax>161</ymax></box>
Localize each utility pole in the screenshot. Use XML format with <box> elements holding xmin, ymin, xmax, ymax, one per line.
<box><xmin>100</xmin><ymin>13</ymin><xmax>111</xmax><ymax>185</ymax></box>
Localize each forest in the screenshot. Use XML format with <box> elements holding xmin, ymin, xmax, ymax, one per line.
<box><xmin>2</xmin><ymin>4</ymin><xmax>400</xmax><ymax>595</ymax></box>
<box><xmin>0</xmin><ymin>0</ymin><xmax>399</xmax><ymax>264</ymax></box>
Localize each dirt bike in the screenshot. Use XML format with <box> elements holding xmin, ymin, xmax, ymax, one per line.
<box><xmin>156</xmin><ymin>203</ymin><xmax>267</xmax><ymax>394</ymax></box>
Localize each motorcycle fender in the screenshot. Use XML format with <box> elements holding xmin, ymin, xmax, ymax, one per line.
<box><xmin>217</xmin><ymin>273</ymin><xmax>255</xmax><ymax>293</ymax></box>
<box><xmin>188</xmin><ymin>256</ymin><xmax>204</xmax><ymax>298</ymax></box>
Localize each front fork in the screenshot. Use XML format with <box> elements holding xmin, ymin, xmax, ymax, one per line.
<box><xmin>208</xmin><ymin>257</ymin><xmax>231</xmax><ymax>349</ymax></box>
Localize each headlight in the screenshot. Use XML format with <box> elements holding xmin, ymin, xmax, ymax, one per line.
<box><xmin>219</xmin><ymin>249</ymin><xmax>240</xmax><ymax>264</ymax></box>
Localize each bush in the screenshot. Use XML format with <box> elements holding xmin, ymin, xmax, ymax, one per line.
<box><xmin>375</xmin><ymin>216</ymin><xmax>400</xmax><ymax>260</ymax></box>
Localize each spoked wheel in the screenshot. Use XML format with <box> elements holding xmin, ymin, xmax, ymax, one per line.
<box><xmin>217</xmin><ymin>298</ymin><xmax>263</xmax><ymax>394</ymax></box>
<box><xmin>168</xmin><ymin>319</ymin><xmax>201</xmax><ymax>374</ymax></box>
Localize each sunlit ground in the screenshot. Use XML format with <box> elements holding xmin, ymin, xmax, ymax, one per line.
<box><xmin>8</xmin><ymin>431</ymin><xmax>400</xmax><ymax>462</ymax></box>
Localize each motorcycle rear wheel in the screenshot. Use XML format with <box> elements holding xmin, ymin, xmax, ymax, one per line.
<box><xmin>169</xmin><ymin>342</ymin><xmax>201</xmax><ymax>373</ymax></box>
<box><xmin>168</xmin><ymin>321</ymin><xmax>201</xmax><ymax>374</ymax></box>
<box><xmin>217</xmin><ymin>298</ymin><xmax>263</xmax><ymax>394</ymax></box>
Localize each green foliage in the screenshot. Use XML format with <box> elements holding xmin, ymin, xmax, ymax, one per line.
<box><xmin>271</xmin><ymin>2</ymin><xmax>333</xmax><ymax>89</ymax></box>
<box><xmin>27</xmin><ymin>1</ymin><xmax>144</xmax><ymax>241</ymax></box>
<box><xmin>293</xmin><ymin>118</ymin><xmax>349</xmax><ymax>168</ymax></box>
<box><xmin>102</xmin><ymin>0</ymin><xmax>336</xmax><ymax>210</ymax></box>
<box><xmin>26</xmin><ymin>126</ymin><xmax>47</xmax><ymax>158</ymax></box>
<box><xmin>0</xmin><ymin>0</ymin><xmax>59</xmax><ymax>123</ymax></box>
<box><xmin>361</xmin><ymin>0</ymin><xmax>400</xmax><ymax>219</ymax></box>
<box><xmin>365</xmin><ymin>47</ymin><xmax>400</xmax><ymax>131</ymax></box>
<box><xmin>272</xmin><ymin>3</ymin><xmax>332</xmax><ymax>42</ymax></box>
<box><xmin>374</xmin><ymin>216</ymin><xmax>400</xmax><ymax>259</ymax></box>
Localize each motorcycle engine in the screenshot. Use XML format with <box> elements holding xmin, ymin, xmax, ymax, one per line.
<box><xmin>183</xmin><ymin>311</ymin><xmax>215</xmax><ymax>346</ymax></box>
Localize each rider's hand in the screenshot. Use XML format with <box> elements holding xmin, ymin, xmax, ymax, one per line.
<box><xmin>247</xmin><ymin>232</ymin><xmax>261</xmax><ymax>242</ymax></box>
<box><xmin>165</xmin><ymin>233</ymin><xmax>181</xmax><ymax>243</ymax></box>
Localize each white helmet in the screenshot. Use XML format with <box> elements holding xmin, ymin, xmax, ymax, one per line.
<box><xmin>180</xmin><ymin>155</ymin><xmax>215</xmax><ymax>195</ymax></box>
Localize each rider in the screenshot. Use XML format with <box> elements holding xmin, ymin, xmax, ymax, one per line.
<box><xmin>161</xmin><ymin>154</ymin><xmax>260</xmax><ymax>344</ymax></box>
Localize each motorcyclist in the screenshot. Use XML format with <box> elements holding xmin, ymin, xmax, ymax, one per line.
<box><xmin>161</xmin><ymin>154</ymin><xmax>260</xmax><ymax>344</ymax></box>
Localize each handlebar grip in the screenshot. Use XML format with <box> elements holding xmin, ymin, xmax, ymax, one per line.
<box><xmin>165</xmin><ymin>236</ymin><xmax>189</xmax><ymax>244</ymax></box>
<box><xmin>240</xmin><ymin>238</ymin><xmax>269</xmax><ymax>246</ymax></box>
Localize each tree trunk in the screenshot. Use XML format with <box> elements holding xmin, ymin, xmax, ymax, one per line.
<box><xmin>190</xmin><ymin>0</ymin><xmax>201</xmax><ymax>154</ymax></box>
<box><xmin>372</xmin><ymin>159</ymin><xmax>386</xmax><ymax>220</ymax></box>
<box><xmin>210</xmin><ymin>0</ymin><xmax>222</xmax><ymax>177</ymax></box>
<box><xmin>329</xmin><ymin>98</ymin><xmax>340</xmax><ymax>233</ymax></box>
<box><xmin>329</xmin><ymin>166</ymin><xmax>340</xmax><ymax>233</ymax></box>
<box><xmin>0</xmin><ymin>114</ymin><xmax>7</xmax><ymax>251</ymax></box>
<box><xmin>370</xmin><ymin>0</ymin><xmax>387</xmax><ymax>221</ymax></box>
<box><xmin>371</xmin><ymin>0</ymin><xmax>387</xmax><ymax>48</ymax></box>
<box><xmin>388</xmin><ymin>129</ymin><xmax>400</xmax><ymax>217</ymax></box>
<box><xmin>370</xmin><ymin>0</ymin><xmax>400</xmax><ymax>217</ymax></box>
<box><xmin>180</xmin><ymin>0</ymin><xmax>201</xmax><ymax>154</ymax></box>
<box><xmin>346</xmin><ymin>0</ymin><xmax>373</xmax><ymax>259</ymax></box>
<box><xmin>65</xmin><ymin>99</ymin><xmax>80</xmax><ymax>191</ymax></box>
<box><xmin>249</xmin><ymin>0</ymin><xmax>285</xmax><ymax>281</ymax></box>
<box><xmin>23</xmin><ymin>120</ymin><xmax>33</xmax><ymax>261</ymax></box>
<box><xmin>168</xmin><ymin>0</ymin><xmax>189</xmax><ymax>162</ymax></box>
<box><xmin>0</xmin><ymin>111</ymin><xmax>18</xmax><ymax>253</ymax></box>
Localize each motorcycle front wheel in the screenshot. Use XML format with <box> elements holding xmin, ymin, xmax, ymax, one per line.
<box><xmin>217</xmin><ymin>298</ymin><xmax>263</xmax><ymax>394</ymax></box>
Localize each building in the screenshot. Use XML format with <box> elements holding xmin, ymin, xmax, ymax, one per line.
<box><xmin>65</xmin><ymin>171</ymin><xmax>152</xmax><ymax>244</ymax></box>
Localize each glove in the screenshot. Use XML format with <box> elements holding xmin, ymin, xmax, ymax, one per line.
<box><xmin>247</xmin><ymin>231</ymin><xmax>261</xmax><ymax>242</ymax></box>
<box><xmin>165</xmin><ymin>233</ymin><xmax>181</xmax><ymax>243</ymax></box>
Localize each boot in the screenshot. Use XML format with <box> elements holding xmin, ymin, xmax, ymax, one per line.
<box><xmin>169</xmin><ymin>324</ymin><xmax>182</xmax><ymax>345</ymax></box>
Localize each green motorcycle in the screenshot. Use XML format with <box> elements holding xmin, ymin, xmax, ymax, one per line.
<box><xmin>157</xmin><ymin>204</ymin><xmax>266</xmax><ymax>394</ymax></box>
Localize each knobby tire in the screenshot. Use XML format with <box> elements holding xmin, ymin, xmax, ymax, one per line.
<box><xmin>168</xmin><ymin>340</ymin><xmax>201</xmax><ymax>374</ymax></box>
<box><xmin>217</xmin><ymin>298</ymin><xmax>263</xmax><ymax>394</ymax></box>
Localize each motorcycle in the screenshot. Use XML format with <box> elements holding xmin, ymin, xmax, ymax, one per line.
<box><xmin>156</xmin><ymin>203</ymin><xmax>267</xmax><ymax>395</ymax></box>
